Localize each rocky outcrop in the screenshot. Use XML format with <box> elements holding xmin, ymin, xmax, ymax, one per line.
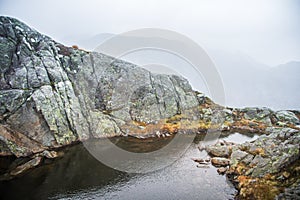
<box><xmin>205</xmin><ymin>127</ymin><xmax>300</xmax><ymax>199</ymax></box>
<box><xmin>277</xmin><ymin>183</ymin><xmax>300</xmax><ymax>200</ymax></box>
<box><xmin>1</xmin><ymin>16</ymin><xmax>300</xmax><ymax>189</ymax></box>
<box><xmin>219</xmin><ymin>107</ymin><xmax>299</xmax><ymax>133</ymax></box>
<box><xmin>0</xmin><ymin>16</ymin><xmax>199</xmax><ymax>158</ymax></box>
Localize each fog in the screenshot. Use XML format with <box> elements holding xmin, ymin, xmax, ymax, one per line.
<box><xmin>0</xmin><ymin>0</ymin><xmax>299</xmax><ymax>109</ymax></box>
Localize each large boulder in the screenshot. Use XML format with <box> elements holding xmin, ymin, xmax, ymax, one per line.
<box><xmin>242</xmin><ymin>107</ymin><xmax>273</xmax><ymax>125</ymax></box>
<box><xmin>274</xmin><ymin>110</ymin><xmax>300</xmax><ymax>126</ymax></box>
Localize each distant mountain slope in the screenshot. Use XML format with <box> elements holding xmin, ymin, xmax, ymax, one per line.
<box><xmin>208</xmin><ymin>50</ymin><xmax>300</xmax><ymax>110</ymax></box>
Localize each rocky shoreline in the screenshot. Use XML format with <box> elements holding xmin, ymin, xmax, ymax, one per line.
<box><xmin>0</xmin><ymin>16</ymin><xmax>300</xmax><ymax>199</ymax></box>
<box><xmin>203</xmin><ymin>127</ymin><xmax>300</xmax><ymax>199</ymax></box>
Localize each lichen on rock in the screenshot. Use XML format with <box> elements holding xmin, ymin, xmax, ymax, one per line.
<box><xmin>0</xmin><ymin>16</ymin><xmax>200</xmax><ymax>157</ymax></box>
<box><xmin>205</xmin><ymin>127</ymin><xmax>300</xmax><ymax>199</ymax></box>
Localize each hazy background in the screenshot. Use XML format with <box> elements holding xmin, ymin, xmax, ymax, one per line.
<box><xmin>0</xmin><ymin>0</ymin><xmax>299</xmax><ymax>110</ymax></box>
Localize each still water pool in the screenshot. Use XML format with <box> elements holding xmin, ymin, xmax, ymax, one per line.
<box><xmin>0</xmin><ymin>132</ymin><xmax>258</xmax><ymax>200</ymax></box>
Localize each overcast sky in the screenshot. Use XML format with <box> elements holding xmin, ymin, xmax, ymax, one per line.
<box><xmin>0</xmin><ymin>0</ymin><xmax>299</xmax><ymax>66</ymax></box>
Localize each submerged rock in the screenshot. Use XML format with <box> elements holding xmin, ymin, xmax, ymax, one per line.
<box><xmin>9</xmin><ymin>156</ymin><xmax>42</xmax><ymax>176</ymax></box>
<box><xmin>192</xmin><ymin>157</ymin><xmax>210</xmax><ymax>166</ymax></box>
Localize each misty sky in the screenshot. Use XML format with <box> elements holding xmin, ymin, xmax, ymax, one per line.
<box><xmin>0</xmin><ymin>0</ymin><xmax>299</xmax><ymax>66</ymax></box>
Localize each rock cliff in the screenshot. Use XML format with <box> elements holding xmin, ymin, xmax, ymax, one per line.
<box><xmin>0</xmin><ymin>16</ymin><xmax>199</xmax><ymax>157</ymax></box>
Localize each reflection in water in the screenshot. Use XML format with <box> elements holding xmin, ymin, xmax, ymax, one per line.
<box><xmin>84</xmin><ymin>133</ymin><xmax>195</xmax><ymax>173</ymax></box>
<box><xmin>0</xmin><ymin>132</ymin><xmax>257</xmax><ymax>200</ymax></box>
<box><xmin>0</xmin><ymin>143</ymin><xmax>130</xmax><ymax>200</ymax></box>
<box><xmin>222</xmin><ymin>132</ymin><xmax>259</xmax><ymax>143</ymax></box>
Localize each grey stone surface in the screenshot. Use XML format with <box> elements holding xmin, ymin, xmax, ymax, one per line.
<box><xmin>275</xmin><ymin>110</ymin><xmax>300</xmax><ymax>126</ymax></box>
<box><xmin>241</xmin><ymin>107</ymin><xmax>273</xmax><ymax>126</ymax></box>
<box><xmin>277</xmin><ymin>183</ymin><xmax>300</xmax><ymax>200</ymax></box>
<box><xmin>211</xmin><ymin>157</ymin><xmax>230</xmax><ymax>166</ymax></box>
<box><xmin>206</xmin><ymin>143</ymin><xmax>230</xmax><ymax>157</ymax></box>
<box><xmin>0</xmin><ymin>16</ymin><xmax>199</xmax><ymax>157</ymax></box>
<box><xmin>207</xmin><ymin>127</ymin><xmax>300</xmax><ymax>178</ymax></box>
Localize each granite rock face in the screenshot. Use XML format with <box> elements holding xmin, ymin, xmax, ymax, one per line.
<box><xmin>0</xmin><ymin>16</ymin><xmax>199</xmax><ymax>157</ymax></box>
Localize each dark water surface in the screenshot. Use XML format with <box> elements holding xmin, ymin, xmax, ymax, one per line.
<box><xmin>0</xmin><ymin>132</ymin><xmax>258</xmax><ymax>200</ymax></box>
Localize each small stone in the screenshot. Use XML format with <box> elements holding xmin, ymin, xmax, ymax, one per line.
<box><xmin>155</xmin><ymin>131</ymin><xmax>160</xmax><ymax>137</ymax></box>
<box><xmin>192</xmin><ymin>158</ymin><xmax>210</xmax><ymax>165</ymax></box>
<box><xmin>42</xmin><ymin>150</ymin><xmax>58</xmax><ymax>159</ymax></box>
<box><xmin>217</xmin><ymin>167</ymin><xmax>228</xmax><ymax>174</ymax></box>
<box><xmin>197</xmin><ymin>165</ymin><xmax>210</xmax><ymax>168</ymax></box>
<box><xmin>192</xmin><ymin>158</ymin><xmax>204</xmax><ymax>163</ymax></box>
<box><xmin>245</xmin><ymin>168</ymin><xmax>254</xmax><ymax>176</ymax></box>
<box><xmin>282</xmin><ymin>171</ymin><xmax>290</xmax><ymax>179</ymax></box>
<box><xmin>211</xmin><ymin>157</ymin><xmax>230</xmax><ymax>166</ymax></box>
<box><xmin>206</xmin><ymin>145</ymin><xmax>230</xmax><ymax>157</ymax></box>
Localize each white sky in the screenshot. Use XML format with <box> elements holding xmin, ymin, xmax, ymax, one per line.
<box><xmin>0</xmin><ymin>0</ymin><xmax>299</xmax><ymax>66</ymax></box>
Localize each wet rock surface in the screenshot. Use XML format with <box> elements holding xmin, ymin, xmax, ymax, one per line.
<box><xmin>211</xmin><ymin>157</ymin><xmax>230</xmax><ymax>167</ymax></box>
<box><xmin>0</xmin><ymin>149</ymin><xmax>62</xmax><ymax>181</ymax></box>
<box><xmin>9</xmin><ymin>156</ymin><xmax>42</xmax><ymax>176</ymax></box>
